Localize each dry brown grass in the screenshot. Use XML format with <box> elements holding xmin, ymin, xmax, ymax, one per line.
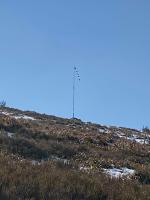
<box><xmin>0</xmin><ymin>107</ymin><xmax>149</xmax><ymax>199</ymax></box>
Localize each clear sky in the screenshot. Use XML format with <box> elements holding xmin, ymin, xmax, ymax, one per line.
<box><xmin>0</xmin><ymin>0</ymin><xmax>150</xmax><ymax>129</ymax></box>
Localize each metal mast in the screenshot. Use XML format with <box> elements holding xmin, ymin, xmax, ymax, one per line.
<box><xmin>72</xmin><ymin>66</ymin><xmax>80</xmax><ymax>119</ymax></box>
<box><xmin>73</xmin><ymin>67</ymin><xmax>76</xmax><ymax>119</ymax></box>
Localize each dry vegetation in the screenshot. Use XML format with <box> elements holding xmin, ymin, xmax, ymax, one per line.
<box><xmin>0</xmin><ymin>107</ymin><xmax>150</xmax><ymax>200</ymax></box>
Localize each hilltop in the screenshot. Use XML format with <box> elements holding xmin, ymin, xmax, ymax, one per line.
<box><xmin>0</xmin><ymin>107</ymin><xmax>149</xmax><ymax>200</ymax></box>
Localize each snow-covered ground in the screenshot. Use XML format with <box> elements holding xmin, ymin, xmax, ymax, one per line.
<box><xmin>50</xmin><ymin>156</ymin><xmax>70</xmax><ymax>165</ymax></box>
<box><xmin>99</xmin><ymin>128</ymin><xmax>106</xmax><ymax>133</ymax></box>
<box><xmin>7</xmin><ymin>132</ymin><xmax>14</xmax><ymax>138</ymax></box>
<box><xmin>13</xmin><ymin>115</ymin><xmax>35</xmax><ymax>120</ymax></box>
<box><xmin>99</xmin><ymin>128</ymin><xmax>110</xmax><ymax>134</ymax></box>
<box><xmin>0</xmin><ymin>111</ymin><xmax>36</xmax><ymax>121</ymax></box>
<box><xmin>0</xmin><ymin>111</ymin><xmax>12</xmax><ymax>116</ymax></box>
<box><xmin>130</xmin><ymin>137</ymin><xmax>149</xmax><ymax>145</ymax></box>
<box><xmin>31</xmin><ymin>160</ymin><xmax>42</xmax><ymax>166</ymax></box>
<box><xmin>103</xmin><ymin>167</ymin><xmax>135</xmax><ymax>178</ymax></box>
<box><xmin>117</xmin><ymin>132</ymin><xmax>149</xmax><ymax>145</ymax></box>
<box><xmin>80</xmin><ymin>165</ymin><xmax>93</xmax><ymax>172</ymax></box>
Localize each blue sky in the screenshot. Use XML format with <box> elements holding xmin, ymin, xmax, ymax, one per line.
<box><xmin>0</xmin><ymin>0</ymin><xmax>150</xmax><ymax>129</ymax></box>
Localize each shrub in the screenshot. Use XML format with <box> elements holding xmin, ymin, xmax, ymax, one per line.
<box><xmin>136</xmin><ymin>168</ymin><xmax>150</xmax><ymax>184</ymax></box>
<box><xmin>0</xmin><ymin>101</ymin><xmax>6</xmax><ymax>108</ymax></box>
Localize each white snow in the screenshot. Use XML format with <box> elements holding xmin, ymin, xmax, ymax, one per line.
<box><xmin>1</xmin><ymin>111</ymin><xmax>13</xmax><ymax>116</ymax></box>
<box><xmin>51</xmin><ymin>156</ymin><xmax>70</xmax><ymax>165</ymax></box>
<box><xmin>31</xmin><ymin>160</ymin><xmax>42</xmax><ymax>166</ymax></box>
<box><xmin>128</xmin><ymin>136</ymin><xmax>149</xmax><ymax>144</ymax></box>
<box><xmin>99</xmin><ymin>128</ymin><xmax>110</xmax><ymax>134</ymax></box>
<box><xmin>13</xmin><ymin>115</ymin><xmax>35</xmax><ymax>120</ymax></box>
<box><xmin>7</xmin><ymin>132</ymin><xmax>14</xmax><ymax>138</ymax></box>
<box><xmin>116</xmin><ymin>131</ymin><xmax>126</xmax><ymax>137</ymax></box>
<box><xmin>134</xmin><ymin>138</ymin><xmax>148</xmax><ymax>144</ymax></box>
<box><xmin>117</xmin><ymin>132</ymin><xmax>149</xmax><ymax>145</ymax></box>
<box><xmin>103</xmin><ymin>167</ymin><xmax>135</xmax><ymax>178</ymax></box>
<box><xmin>80</xmin><ymin>165</ymin><xmax>93</xmax><ymax>171</ymax></box>
<box><xmin>0</xmin><ymin>111</ymin><xmax>36</xmax><ymax>121</ymax></box>
<box><xmin>99</xmin><ymin>128</ymin><xmax>105</xmax><ymax>133</ymax></box>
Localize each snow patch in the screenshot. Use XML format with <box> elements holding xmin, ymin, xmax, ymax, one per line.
<box><xmin>1</xmin><ymin>111</ymin><xmax>13</xmax><ymax>116</ymax></box>
<box><xmin>103</xmin><ymin>167</ymin><xmax>135</xmax><ymax>178</ymax></box>
<box><xmin>80</xmin><ymin>165</ymin><xmax>93</xmax><ymax>172</ymax></box>
<box><xmin>50</xmin><ymin>156</ymin><xmax>70</xmax><ymax>165</ymax></box>
<box><xmin>13</xmin><ymin>115</ymin><xmax>35</xmax><ymax>120</ymax></box>
<box><xmin>31</xmin><ymin>160</ymin><xmax>42</xmax><ymax>166</ymax></box>
<box><xmin>99</xmin><ymin>128</ymin><xmax>110</xmax><ymax>134</ymax></box>
<box><xmin>7</xmin><ymin>132</ymin><xmax>14</xmax><ymax>138</ymax></box>
<box><xmin>99</xmin><ymin>128</ymin><xmax>105</xmax><ymax>133</ymax></box>
<box><xmin>0</xmin><ymin>111</ymin><xmax>36</xmax><ymax>121</ymax></box>
<box><xmin>117</xmin><ymin>132</ymin><xmax>149</xmax><ymax>145</ymax></box>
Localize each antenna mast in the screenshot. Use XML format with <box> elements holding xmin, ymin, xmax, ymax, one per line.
<box><xmin>72</xmin><ymin>66</ymin><xmax>80</xmax><ymax>119</ymax></box>
<box><xmin>73</xmin><ymin>67</ymin><xmax>75</xmax><ymax>119</ymax></box>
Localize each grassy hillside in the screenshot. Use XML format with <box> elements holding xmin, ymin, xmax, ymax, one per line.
<box><xmin>0</xmin><ymin>107</ymin><xmax>149</xmax><ymax>200</ymax></box>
